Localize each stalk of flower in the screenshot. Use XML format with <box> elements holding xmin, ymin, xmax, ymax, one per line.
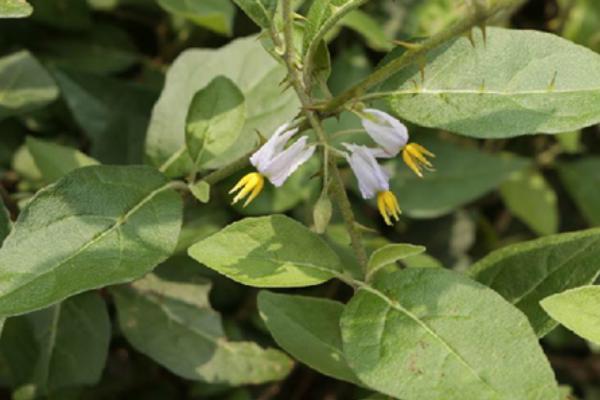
<box><xmin>343</xmin><ymin>143</ymin><xmax>401</xmax><ymax>226</ymax></box>
<box><xmin>229</xmin><ymin>123</ymin><xmax>316</xmax><ymax>207</ymax></box>
<box><xmin>360</xmin><ymin>108</ymin><xmax>435</xmax><ymax>177</ymax></box>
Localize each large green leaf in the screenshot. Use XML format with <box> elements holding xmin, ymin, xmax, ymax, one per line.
<box><xmin>185</xmin><ymin>76</ymin><xmax>246</xmax><ymax>168</ymax></box>
<box><xmin>26</xmin><ymin>137</ymin><xmax>99</xmax><ymax>183</ymax></box>
<box><xmin>469</xmin><ymin>228</ymin><xmax>600</xmax><ymax>336</ymax></box>
<box><xmin>0</xmin><ymin>0</ymin><xmax>32</xmax><ymax>18</ymax></box>
<box><xmin>112</xmin><ymin>273</ymin><xmax>293</xmax><ymax>384</ymax></box>
<box><xmin>52</xmin><ymin>68</ymin><xmax>157</xmax><ymax>164</ymax></box>
<box><xmin>0</xmin><ymin>51</ymin><xmax>58</xmax><ymax>121</ymax></box>
<box><xmin>558</xmin><ymin>157</ymin><xmax>600</xmax><ymax>226</ymax></box>
<box><xmin>145</xmin><ymin>36</ymin><xmax>299</xmax><ymax>177</ymax></box>
<box><xmin>188</xmin><ymin>215</ymin><xmax>342</xmax><ymax>287</ymax></box>
<box><xmin>386</xmin><ymin>135</ymin><xmax>528</xmax><ymax>218</ymax></box>
<box><xmin>500</xmin><ymin>169</ymin><xmax>559</xmax><ymax>236</ymax></box>
<box><xmin>257</xmin><ymin>291</ymin><xmax>361</xmax><ymax>384</ymax></box>
<box><xmin>341</xmin><ymin>269</ymin><xmax>559</xmax><ymax>400</ymax></box>
<box><xmin>157</xmin><ymin>0</ymin><xmax>234</xmax><ymax>36</ymax></box>
<box><xmin>232</xmin><ymin>0</ymin><xmax>277</xmax><ymax>28</ymax></box>
<box><xmin>0</xmin><ymin>292</ymin><xmax>110</xmax><ymax>395</ymax></box>
<box><xmin>541</xmin><ymin>286</ymin><xmax>600</xmax><ymax>345</ymax></box>
<box><xmin>366</xmin><ymin>243</ymin><xmax>425</xmax><ymax>281</ymax></box>
<box><xmin>0</xmin><ymin>165</ymin><xmax>182</xmax><ymax>317</ymax></box>
<box><xmin>382</xmin><ymin>28</ymin><xmax>600</xmax><ymax>138</ymax></box>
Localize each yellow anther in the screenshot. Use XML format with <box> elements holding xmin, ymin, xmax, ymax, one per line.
<box><xmin>229</xmin><ymin>172</ymin><xmax>265</xmax><ymax>207</ymax></box>
<box><xmin>377</xmin><ymin>191</ymin><xmax>401</xmax><ymax>226</ymax></box>
<box><xmin>402</xmin><ymin>143</ymin><xmax>435</xmax><ymax>178</ymax></box>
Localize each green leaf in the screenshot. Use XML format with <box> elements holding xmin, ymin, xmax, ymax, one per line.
<box><xmin>188</xmin><ymin>215</ymin><xmax>342</xmax><ymax>288</ymax></box>
<box><xmin>258</xmin><ymin>291</ymin><xmax>361</xmax><ymax>384</ymax></box>
<box><xmin>386</xmin><ymin>135</ymin><xmax>528</xmax><ymax>218</ymax></box>
<box><xmin>232</xmin><ymin>0</ymin><xmax>277</xmax><ymax>28</ymax></box>
<box><xmin>562</xmin><ymin>0</ymin><xmax>600</xmax><ymax>53</ymax></box>
<box><xmin>186</xmin><ymin>76</ymin><xmax>246</xmax><ymax>167</ymax></box>
<box><xmin>557</xmin><ymin>157</ymin><xmax>600</xmax><ymax>226</ymax></box>
<box><xmin>382</xmin><ymin>28</ymin><xmax>600</xmax><ymax>138</ymax></box>
<box><xmin>0</xmin><ymin>199</ymin><xmax>11</xmax><ymax>245</ymax></box>
<box><xmin>340</xmin><ymin>10</ymin><xmax>392</xmax><ymax>52</ymax></box>
<box><xmin>341</xmin><ymin>269</ymin><xmax>559</xmax><ymax>400</ymax></box>
<box><xmin>37</xmin><ymin>24</ymin><xmax>139</xmax><ymax>75</ymax></box>
<box><xmin>157</xmin><ymin>0</ymin><xmax>234</xmax><ymax>36</ymax></box>
<box><xmin>52</xmin><ymin>68</ymin><xmax>157</xmax><ymax>164</ymax></box>
<box><xmin>401</xmin><ymin>253</ymin><xmax>443</xmax><ymax>269</ymax></box>
<box><xmin>26</xmin><ymin>137</ymin><xmax>99</xmax><ymax>183</ymax></box>
<box><xmin>303</xmin><ymin>0</ymin><xmax>367</xmax><ymax>56</ymax></box>
<box><xmin>0</xmin><ymin>292</ymin><xmax>110</xmax><ymax>395</ymax></box>
<box><xmin>0</xmin><ymin>0</ymin><xmax>32</xmax><ymax>18</ymax></box>
<box><xmin>469</xmin><ymin>228</ymin><xmax>600</xmax><ymax>336</ymax></box>
<box><xmin>0</xmin><ymin>51</ymin><xmax>58</xmax><ymax>121</ymax></box>
<box><xmin>366</xmin><ymin>243</ymin><xmax>425</xmax><ymax>281</ymax></box>
<box><xmin>112</xmin><ymin>273</ymin><xmax>293</xmax><ymax>384</ymax></box>
<box><xmin>0</xmin><ymin>165</ymin><xmax>182</xmax><ymax>317</ymax></box>
<box><xmin>189</xmin><ymin>180</ymin><xmax>210</xmax><ymax>204</ymax></box>
<box><xmin>146</xmin><ymin>36</ymin><xmax>299</xmax><ymax>177</ymax></box>
<box><xmin>540</xmin><ymin>286</ymin><xmax>600</xmax><ymax>346</ymax></box>
<box><xmin>500</xmin><ymin>169</ymin><xmax>559</xmax><ymax>236</ymax></box>
<box><xmin>29</xmin><ymin>0</ymin><xmax>91</xmax><ymax>31</ymax></box>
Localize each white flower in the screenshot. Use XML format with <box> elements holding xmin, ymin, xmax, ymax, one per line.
<box><xmin>231</xmin><ymin>123</ymin><xmax>315</xmax><ymax>207</ymax></box>
<box><xmin>250</xmin><ymin>123</ymin><xmax>316</xmax><ymax>187</ymax></box>
<box><xmin>343</xmin><ymin>143</ymin><xmax>390</xmax><ymax>199</ymax></box>
<box><xmin>361</xmin><ymin>108</ymin><xmax>408</xmax><ymax>158</ymax></box>
<box><xmin>344</xmin><ymin>143</ymin><xmax>402</xmax><ymax>225</ymax></box>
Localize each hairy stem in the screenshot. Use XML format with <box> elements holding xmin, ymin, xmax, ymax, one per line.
<box><xmin>319</xmin><ymin>0</ymin><xmax>524</xmax><ymax>114</ymax></box>
<box><xmin>281</xmin><ymin>0</ymin><xmax>369</xmax><ymax>273</ymax></box>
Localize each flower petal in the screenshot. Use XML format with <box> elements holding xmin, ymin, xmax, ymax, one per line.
<box><xmin>261</xmin><ymin>136</ymin><xmax>316</xmax><ymax>187</ymax></box>
<box><xmin>250</xmin><ymin>123</ymin><xmax>298</xmax><ymax>171</ymax></box>
<box><xmin>362</xmin><ymin>109</ymin><xmax>408</xmax><ymax>157</ymax></box>
<box><xmin>345</xmin><ymin>144</ymin><xmax>389</xmax><ymax>199</ymax></box>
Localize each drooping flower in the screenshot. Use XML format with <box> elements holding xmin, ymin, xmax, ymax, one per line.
<box><xmin>360</xmin><ymin>108</ymin><xmax>435</xmax><ymax>177</ymax></box>
<box><xmin>343</xmin><ymin>144</ymin><xmax>401</xmax><ymax>225</ymax></box>
<box><xmin>230</xmin><ymin>123</ymin><xmax>316</xmax><ymax>207</ymax></box>
<box><xmin>361</xmin><ymin>108</ymin><xmax>408</xmax><ymax>158</ymax></box>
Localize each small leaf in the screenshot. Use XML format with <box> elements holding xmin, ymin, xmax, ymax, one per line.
<box><xmin>366</xmin><ymin>243</ymin><xmax>425</xmax><ymax>280</ymax></box>
<box><xmin>0</xmin><ymin>292</ymin><xmax>110</xmax><ymax>395</ymax></box>
<box><xmin>0</xmin><ymin>165</ymin><xmax>182</xmax><ymax>317</ymax></box>
<box><xmin>500</xmin><ymin>169</ymin><xmax>559</xmax><ymax>236</ymax></box>
<box><xmin>0</xmin><ymin>51</ymin><xmax>58</xmax><ymax>121</ymax></box>
<box><xmin>157</xmin><ymin>0</ymin><xmax>234</xmax><ymax>35</ymax></box>
<box><xmin>303</xmin><ymin>0</ymin><xmax>368</xmax><ymax>56</ymax></box>
<box><xmin>189</xmin><ymin>180</ymin><xmax>210</xmax><ymax>203</ymax></box>
<box><xmin>112</xmin><ymin>274</ymin><xmax>293</xmax><ymax>384</ymax></box>
<box><xmin>26</xmin><ymin>137</ymin><xmax>99</xmax><ymax>183</ymax></box>
<box><xmin>557</xmin><ymin>157</ymin><xmax>600</xmax><ymax>226</ymax></box>
<box><xmin>383</xmin><ymin>28</ymin><xmax>600</xmax><ymax>138</ymax></box>
<box><xmin>258</xmin><ymin>291</ymin><xmax>361</xmax><ymax>384</ymax></box>
<box><xmin>188</xmin><ymin>215</ymin><xmax>342</xmax><ymax>288</ymax></box>
<box><xmin>186</xmin><ymin>76</ymin><xmax>246</xmax><ymax>167</ymax></box>
<box><xmin>469</xmin><ymin>228</ymin><xmax>600</xmax><ymax>336</ymax></box>
<box><xmin>341</xmin><ymin>269</ymin><xmax>559</xmax><ymax>400</ymax></box>
<box><xmin>340</xmin><ymin>10</ymin><xmax>392</xmax><ymax>52</ymax></box>
<box><xmin>0</xmin><ymin>0</ymin><xmax>32</xmax><ymax>18</ymax></box>
<box><xmin>541</xmin><ymin>285</ymin><xmax>600</xmax><ymax>346</ymax></box>
<box><xmin>233</xmin><ymin>0</ymin><xmax>277</xmax><ymax>28</ymax></box>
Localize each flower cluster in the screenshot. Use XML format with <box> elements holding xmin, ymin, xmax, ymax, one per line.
<box><xmin>230</xmin><ymin>110</ymin><xmax>434</xmax><ymax>225</ymax></box>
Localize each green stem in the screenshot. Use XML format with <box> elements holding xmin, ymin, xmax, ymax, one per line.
<box><xmin>202</xmin><ymin>150</ymin><xmax>254</xmax><ymax>185</ymax></box>
<box><xmin>281</xmin><ymin>0</ymin><xmax>369</xmax><ymax>274</ymax></box>
<box><xmin>318</xmin><ymin>0</ymin><xmax>524</xmax><ymax>114</ymax></box>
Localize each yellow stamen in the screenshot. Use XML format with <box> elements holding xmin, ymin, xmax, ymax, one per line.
<box><xmin>377</xmin><ymin>191</ymin><xmax>402</xmax><ymax>226</ymax></box>
<box><xmin>230</xmin><ymin>172</ymin><xmax>265</xmax><ymax>207</ymax></box>
<box><xmin>402</xmin><ymin>143</ymin><xmax>435</xmax><ymax>178</ymax></box>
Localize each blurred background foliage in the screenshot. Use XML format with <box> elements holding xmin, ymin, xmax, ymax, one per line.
<box><xmin>0</xmin><ymin>0</ymin><xmax>598</xmax><ymax>399</ymax></box>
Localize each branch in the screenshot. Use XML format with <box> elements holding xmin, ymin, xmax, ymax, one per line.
<box><xmin>318</xmin><ymin>0</ymin><xmax>524</xmax><ymax>114</ymax></box>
